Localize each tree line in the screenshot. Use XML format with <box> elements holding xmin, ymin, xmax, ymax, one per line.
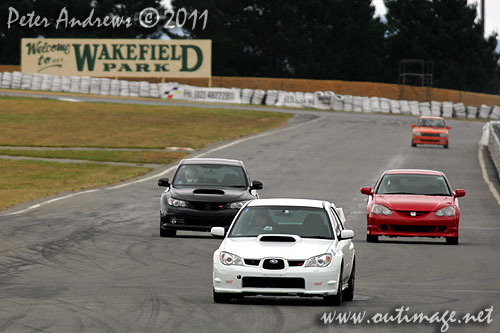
<box><xmin>1</xmin><ymin>0</ymin><xmax>499</xmax><ymax>94</ymax></box>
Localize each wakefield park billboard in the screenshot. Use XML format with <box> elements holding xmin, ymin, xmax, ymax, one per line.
<box><xmin>21</xmin><ymin>38</ymin><xmax>211</xmax><ymax>78</ymax></box>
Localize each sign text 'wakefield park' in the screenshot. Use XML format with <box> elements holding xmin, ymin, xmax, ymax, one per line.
<box><xmin>21</xmin><ymin>38</ymin><xmax>211</xmax><ymax>78</ymax></box>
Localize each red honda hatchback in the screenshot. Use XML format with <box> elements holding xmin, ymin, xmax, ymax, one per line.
<box><xmin>411</xmin><ymin>116</ymin><xmax>451</xmax><ymax>149</ymax></box>
<box><xmin>360</xmin><ymin>169</ymin><xmax>466</xmax><ymax>245</ymax></box>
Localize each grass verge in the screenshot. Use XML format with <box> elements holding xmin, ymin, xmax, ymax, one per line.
<box><xmin>0</xmin><ymin>95</ymin><xmax>290</xmax><ymax>211</ymax></box>
<box><xmin>0</xmin><ymin>160</ymin><xmax>151</xmax><ymax>211</ymax></box>
<box><xmin>0</xmin><ymin>150</ymin><xmax>187</xmax><ymax>164</ymax></box>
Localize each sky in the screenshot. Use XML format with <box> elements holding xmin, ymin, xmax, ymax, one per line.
<box><xmin>372</xmin><ymin>0</ymin><xmax>500</xmax><ymax>39</ymax></box>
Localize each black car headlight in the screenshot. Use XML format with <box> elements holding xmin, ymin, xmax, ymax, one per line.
<box><xmin>168</xmin><ymin>198</ymin><xmax>187</xmax><ymax>208</ymax></box>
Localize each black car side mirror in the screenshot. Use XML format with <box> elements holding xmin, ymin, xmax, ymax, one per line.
<box><xmin>251</xmin><ymin>180</ymin><xmax>263</xmax><ymax>190</ymax></box>
<box><xmin>158</xmin><ymin>178</ymin><xmax>170</xmax><ymax>187</ymax></box>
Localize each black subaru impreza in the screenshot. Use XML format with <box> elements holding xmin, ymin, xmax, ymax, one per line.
<box><xmin>158</xmin><ymin>158</ymin><xmax>263</xmax><ymax>237</ymax></box>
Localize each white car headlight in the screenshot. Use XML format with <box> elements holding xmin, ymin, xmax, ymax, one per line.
<box><xmin>304</xmin><ymin>253</ymin><xmax>332</xmax><ymax>267</ymax></box>
<box><xmin>229</xmin><ymin>201</ymin><xmax>248</xmax><ymax>209</ymax></box>
<box><xmin>372</xmin><ymin>204</ymin><xmax>392</xmax><ymax>216</ymax></box>
<box><xmin>167</xmin><ymin>198</ymin><xmax>187</xmax><ymax>207</ymax></box>
<box><xmin>435</xmin><ymin>206</ymin><xmax>455</xmax><ymax>217</ymax></box>
<box><xmin>220</xmin><ymin>251</ymin><xmax>243</xmax><ymax>266</ymax></box>
<box><xmin>439</xmin><ymin>133</ymin><xmax>447</xmax><ymax>137</ymax></box>
<box><xmin>414</xmin><ymin>131</ymin><xmax>422</xmax><ymax>136</ymax></box>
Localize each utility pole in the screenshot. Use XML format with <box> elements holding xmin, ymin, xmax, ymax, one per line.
<box><xmin>481</xmin><ymin>0</ymin><xmax>485</xmax><ymax>36</ymax></box>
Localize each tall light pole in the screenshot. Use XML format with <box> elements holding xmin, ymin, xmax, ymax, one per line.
<box><xmin>481</xmin><ymin>0</ymin><xmax>485</xmax><ymax>36</ymax></box>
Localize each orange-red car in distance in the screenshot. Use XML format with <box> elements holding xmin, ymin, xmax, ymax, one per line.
<box><xmin>410</xmin><ymin>116</ymin><xmax>451</xmax><ymax>149</ymax></box>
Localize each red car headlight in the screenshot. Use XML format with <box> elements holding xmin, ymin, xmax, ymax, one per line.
<box><xmin>372</xmin><ymin>204</ymin><xmax>392</xmax><ymax>216</ymax></box>
<box><xmin>435</xmin><ymin>206</ymin><xmax>455</xmax><ymax>217</ymax></box>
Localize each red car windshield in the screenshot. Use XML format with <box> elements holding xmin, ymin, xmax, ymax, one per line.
<box><xmin>376</xmin><ymin>174</ymin><xmax>451</xmax><ymax>196</ymax></box>
<box><xmin>417</xmin><ymin>118</ymin><xmax>445</xmax><ymax>128</ymax></box>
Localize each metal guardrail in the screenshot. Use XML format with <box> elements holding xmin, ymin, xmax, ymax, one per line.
<box><xmin>487</xmin><ymin>122</ymin><xmax>500</xmax><ymax>179</ymax></box>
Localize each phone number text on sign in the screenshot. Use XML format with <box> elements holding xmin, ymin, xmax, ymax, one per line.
<box><xmin>139</xmin><ymin>8</ymin><xmax>208</xmax><ymax>30</ymax></box>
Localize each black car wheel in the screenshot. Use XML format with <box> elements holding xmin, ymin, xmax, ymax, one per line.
<box><xmin>366</xmin><ymin>234</ymin><xmax>378</xmax><ymax>243</ymax></box>
<box><xmin>160</xmin><ymin>228</ymin><xmax>177</xmax><ymax>237</ymax></box>
<box><xmin>446</xmin><ymin>236</ymin><xmax>458</xmax><ymax>245</ymax></box>
<box><xmin>411</xmin><ymin>140</ymin><xmax>416</xmax><ymax>147</ymax></box>
<box><xmin>324</xmin><ymin>267</ymin><xmax>343</xmax><ymax>306</ymax></box>
<box><xmin>444</xmin><ymin>142</ymin><xmax>449</xmax><ymax>149</ymax></box>
<box><xmin>213</xmin><ymin>289</ymin><xmax>232</xmax><ymax>304</ymax></box>
<box><xmin>342</xmin><ymin>259</ymin><xmax>355</xmax><ymax>301</ymax></box>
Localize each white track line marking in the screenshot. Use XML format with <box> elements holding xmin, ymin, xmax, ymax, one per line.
<box><xmin>477</xmin><ymin>144</ymin><xmax>500</xmax><ymax>207</ymax></box>
<box><xmin>2</xmin><ymin>116</ymin><xmax>324</xmax><ymax>215</ymax></box>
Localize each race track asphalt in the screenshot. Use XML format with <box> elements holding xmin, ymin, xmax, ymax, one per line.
<box><xmin>0</xmin><ymin>92</ymin><xmax>499</xmax><ymax>333</ymax></box>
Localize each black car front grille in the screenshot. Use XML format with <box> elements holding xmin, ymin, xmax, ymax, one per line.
<box><xmin>288</xmin><ymin>260</ymin><xmax>305</xmax><ymax>267</ymax></box>
<box><xmin>244</xmin><ymin>259</ymin><xmax>260</xmax><ymax>266</ymax></box>
<box><xmin>188</xmin><ymin>201</ymin><xmax>227</xmax><ymax>211</ymax></box>
<box><xmin>396</xmin><ymin>211</ymin><xmax>430</xmax><ymax>217</ymax></box>
<box><xmin>421</xmin><ymin>133</ymin><xmax>441</xmax><ymax>137</ymax></box>
<box><xmin>242</xmin><ymin>277</ymin><xmax>305</xmax><ymax>289</ymax></box>
<box><xmin>263</xmin><ymin>259</ymin><xmax>285</xmax><ymax>270</ymax></box>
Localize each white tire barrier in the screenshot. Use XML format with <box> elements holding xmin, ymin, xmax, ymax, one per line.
<box><xmin>2</xmin><ymin>71</ymin><xmax>500</xmax><ymax>120</ymax></box>
<box><xmin>409</xmin><ymin>101</ymin><xmax>420</xmax><ymax>116</ymax></box>
<box><xmin>69</xmin><ymin>76</ymin><xmax>80</xmax><ymax>93</ymax></box>
<box><xmin>109</xmin><ymin>79</ymin><xmax>120</xmax><ymax>96</ymax></box>
<box><xmin>119</xmin><ymin>80</ymin><xmax>130</xmax><ymax>97</ymax></box>
<box><xmin>50</xmin><ymin>75</ymin><xmax>62</xmax><ymax>92</ymax></box>
<box><xmin>264</xmin><ymin>90</ymin><xmax>278</xmax><ymax>106</ymax></box>
<box><xmin>453</xmin><ymin>103</ymin><xmax>466</xmax><ymax>118</ymax></box>
<box><xmin>40</xmin><ymin>74</ymin><xmax>52</xmax><ymax>91</ymax></box>
<box><xmin>479</xmin><ymin>104</ymin><xmax>491</xmax><ymax>119</ymax></box>
<box><xmin>370</xmin><ymin>97</ymin><xmax>381</xmax><ymax>113</ymax></box>
<box><xmin>251</xmin><ymin>89</ymin><xmax>265</xmax><ymax>105</ymax></box>
<box><xmin>490</xmin><ymin>106</ymin><xmax>500</xmax><ymax>120</ymax></box>
<box><xmin>100</xmin><ymin>78</ymin><xmax>111</xmax><ymax>96</ymax></box>
<box><xmin>442</xmin><ymin>102</ymin><xmax>453</xmax><ymax>118</ymax></box>
<box><xmin>389</xmin><ymin>99</ymin><xmax>400</xmax><ymax>114</ymax></box>
<box><xmin>79</xmin><ymin>76</ymin><xmax>91</xmax><ymax>94</ymax></box>
<box><xmin>332</xmin><ymin>93</ymin><xmax>344</xmax><ymax>111</ymax></box>
<box><xmin>431</xmin><ymin>101</ymin><xmax>442</xmax><ymax>117</ymax></box>
<box><xmin>466</xmin><ymin>106</ymin><xmax>478</xmax><ymax>119</ymax></box>
<box><xmin>361</xmin><ymin>97</ymin><xmax>371</xmax><ymax>112</ymax></box>
<box><xmin>419</xmin><ymin>102</ymin><xmax>431</xmax><ymax>116</ymax></box>
<box><xmin>399</xmin><ymin>100</ymin><xmax>411</xmax><ymax>114</ymax></box>
<box><xmin>241</xmin><ymin>89</ymin><xmax>253</xmax><ymax>104</ymax></box>
<box><xmin>11</xmin><ymin>71</ymin><xmax>23</xmax><ymax>89</ymax></box>
<box><xmin>90</xmin><ymin>78</ymin><xmax>101</xmax><ymax>95</ymax></box>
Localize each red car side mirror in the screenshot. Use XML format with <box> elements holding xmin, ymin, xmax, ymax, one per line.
<box><xmin>360</xmin><ymin>187</ymin><xmax>373</xmax><ymax>195</ymax></box>
<box><xmin>446</xmin><ymin>126</ymin><xmax>452</xmax><ymax>130</ymax></box>
<box><xmin>454</xmin><ymin>189</ymin><xmax>466</xmax><ymax>197</ymax></box>
<box><xmin>410</xmin><ymin>124</ymin><xmax>416</xmax><ymax>128</ymax></box>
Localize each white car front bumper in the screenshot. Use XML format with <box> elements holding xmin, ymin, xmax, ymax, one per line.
<box><xmin>213</xmin><ymin>254</ymin><xmax>343</xmax><ymax>297</ymax></box>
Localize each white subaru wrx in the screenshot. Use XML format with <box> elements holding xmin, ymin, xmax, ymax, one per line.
<box><xmin>211</xmin><ymin>198</ymin><xmax>356</xmax><ymax>305</ymax></box>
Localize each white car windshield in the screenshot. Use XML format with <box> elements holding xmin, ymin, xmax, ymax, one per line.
<box><xmin>376</xmin><ymin>174</ymin><xmax>451</xmax><ymax>196</ymax></box>
<box><xmin>229</xmin><ymin>206</ymin><xmax>334</xmax><ymax>239</ymax></box>
<box><xmin>173</xmin><ymin>164</ymin><xmax>248</xmax><ymax>188</ymax></box>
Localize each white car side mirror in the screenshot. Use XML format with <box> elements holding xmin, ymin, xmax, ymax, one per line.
<box><xmin>340</xmin><ymin>229</ymin><xmax>354</xmax><ymax>240</ymax></box>
<box><xmin>336</xmin><ymin>207</ymin><xmax>347</xmax><ymax>224</ymax></box>
<box><xmin>211</xmin><ymin>227</ymin><xmax>225</xmax><ymax>237</ymax></box>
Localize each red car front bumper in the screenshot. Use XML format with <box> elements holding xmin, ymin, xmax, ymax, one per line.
<box><xmin>367</xmin><ymin>212</ymin><xmax>459</xmax><ymax>238</ymax></box>
<box><xmin>412</xmin><ymin>135</ymin><xmax>448</xmax><ymax>145</ymax></box>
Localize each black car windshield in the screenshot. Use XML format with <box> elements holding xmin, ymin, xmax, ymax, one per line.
<box><xmin>173</xmin><ymin>164</ymin><xmax>248</xmax><ymax>187</ymax></box>
<box><xmin>229</xmin><ymin>206</ymin><xmax>334</xmax><ymax>239</ymax></box>
<box><xmin>376</xmin><ymin>174</ymin><xmax>451</xmax><ymax>196</ymax></box>
<box><xmin>417</xmin><ymin>118</ymin><xmax>445</xmax><ymax>128</ymax></box>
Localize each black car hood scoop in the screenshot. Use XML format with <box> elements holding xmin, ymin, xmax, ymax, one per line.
<box><xmin>193</xmin><ymin>189</ymin><xmax>225</xmax><ymax>195</ymax></box>
<box><xmin>258</xmin><ymin>235</ymin><xmax>298</xmax><ymax>242</ymax></box>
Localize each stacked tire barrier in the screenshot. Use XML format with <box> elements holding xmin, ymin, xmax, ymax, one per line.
<box><xmin>1</xmin><ymin>71</ymin><xmax>500</xmax><ymax>120</ymax></box>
